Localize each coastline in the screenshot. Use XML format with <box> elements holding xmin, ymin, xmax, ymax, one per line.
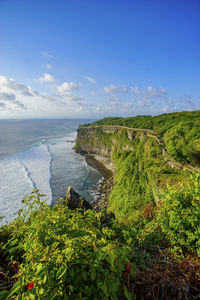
<box><xmin>75</xmin><ymin>150</ymin><xmax>114</xmax><ymax>210</ymax></box>
<box><xmin>84</xmin><ymin>154</ymin><xmax>113</xmax><ymax>179</ymax></box>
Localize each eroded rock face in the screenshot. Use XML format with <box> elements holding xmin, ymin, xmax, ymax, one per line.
<box><xmin>74</xmin><ymin>126</ymin><xmax>143</xmax><ymax>174</ymax></box>
<box><xmin>74</xmin><ymin>127</ymin><xmax>116</xmax><ymax>173</ymax></box>
<box><xmin>64</xmin><ymin>186</ymin><xmax>92</xmax><ymax>210</ymax></box>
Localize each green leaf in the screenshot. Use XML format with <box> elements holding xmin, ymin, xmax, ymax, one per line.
<box><xmin>0</xmin><ymin>291</ymin><xmax>9</xmax><ymax>300</ymax></box>
<box><xmin>123</xmin><ymin>285</ymin><xmax>133</xmax><ymax>300</ymax></box>
<box><xmin>81</xmin><ymin>270</ymin><xmax>87</xmax><ymax>281</ymax></box>
<box><xmin>57</xmin><ymin>267</ymin><xmax>67</xmax><ymax>279</ymax></box>
<box><xmin>36</xmin><ymin>263</ymin><xmax>45</xmax><ymax>276</ymax></box>
<box><xmin>91</xmin><ymin>268</ymin><xmax>96</xmax><ymax>281</ymax></box>
<box><xmin>8</xmin><ymin>281</ymin><xmax>21</xmax><ymax>298</ymax></box>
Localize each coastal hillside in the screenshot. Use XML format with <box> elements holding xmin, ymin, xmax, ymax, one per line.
<box><xmin>75</xmin><ymin>110</ymin><xmax>200</xmax><ymax>221</ymax></box>
<box><xmin>83</xmin><ymin>110</ymin><xmax>200</xmax><ymax>166</ymax></box>
<box><xmin>1</xmin><ymin>111</ymin><xmax>200</xmax><ymax>299</ymax></box>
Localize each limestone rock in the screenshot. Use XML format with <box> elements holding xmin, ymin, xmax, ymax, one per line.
<box><xmin>64</xmin><ymin>186</ymin><xmax>92</xmax><ymax>210</ymax></box>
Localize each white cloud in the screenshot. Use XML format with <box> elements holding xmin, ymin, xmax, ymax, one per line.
<box><xmin>56</xmin><ymin>82</ymin><xmax>80</xmax><ymax>93</ymax></box>
<box><xmin>90</xmin><ymin>91</ymin><xmax>96</xmax><ymax>97</ymax></box>
<box><xmin>0</xmin><ymin>102</ymin><xmax>6</xmax><ymax>108</ymax></box>
<box><xmin>106</xmin><ymin>95</ymin><xmax>121</xmax><ymax>103</ymax></box>
<box><xmin>0</xmin><ymin>77</ymin><xmax>33</xmax><ymax>109</ymax></box>
<box><xmin>12</xmin><ymin>100</ymin><xmax>27</xmax><ymax>110</ymax></box>
<box><xmin>131</xmin><ymin>85</ymin><xmax>167</xmax><ymax>99</ymax></box>
<box><xmin>45</xmin><ymin>64</ymin><xmax>53</xmax><ymax>70</ymax></box>
<box><xmin>0</xmin><ymin>95</ymin><xmax>26</xmax><ymax>110</ymax></box>
<box><xmin>138</xmin><ymin>99</ymin><xmax>153</xmax><ymax>107</ymax></box>
<box><xmin>0</xmin><ymin>75</ymin><xmax>57</xmax><ymax>111</ymax></box>
<box><xmin>0</xmin><ymin>76</ymin><xmax>34</xmax><ymax>96</ymax></box>
<box><xmin>1</xmin><ymin>75</ymin><xmax>180</xmax><ymax>118</ymax></box>
<box><xmin>130</xmin><ymin>86</ymin><xmax>140</xmax><ymax>94</ymax></box>
<box><xmin>41</xmin><ymin>51</ymin><xmax>54</xmax><ymax>58</ymax></box>
<box><xmin>94</xmin><ymin>106</ymin><xmax>100</xmax><ymax>112</ymax></box>
<box><xmin>54</xmin><ymin>93</ymin><xmax>83</xmax><ymax>103</ymax></box>
<box><xmin>122</xmin><ymin>102</ymin><xmax>132</xmax><ymax>109</ymax></box>
<box><xmin>35</xmin><ymin>73</ymin><xmax>57</xmax><ymax>84</ymax></box>
<box><xmin>0</xmin><ymin>75</ymin><xmax>88</xmax><ymax>118</ymax></box>
<box><xmin>145</xmin><ymin>86</ymin><xmax>167</xmax><ymax>98</ymax></box>
<box><xmin>84</xmin><ymin>76</ymin><xmax>96</xmax><ymax>84</ymax></box>
<box><xmin>162</xmin><ymin>106</ymin><xmax>169</xmax><ymax>113</ymax></box>
<box><xmin>33</xmin><ymin>91</ymin><xmax>54</xmax><ymax>102</ymax></box>
<box><xmin>0</xmin><ymin>92</ymin><xmax>16</xmax><ymax>101</ymax></box>
<box><xmin>104</xmin><ymin>84</ymin><xmax>128</xmax><ymax>94</ymax></box>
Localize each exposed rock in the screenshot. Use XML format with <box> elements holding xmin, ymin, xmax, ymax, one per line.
<box><xmin>74</xmin><ymin>125</ymin><xmax>150</xmax><ymax>174</ymax></box>
<box><xmin>74</xmin><ymin>127</ymin><xmax>115</xmax><ymax>173</ymax></box>
<box><xmin>92</xmin><ymin>176</ymin><xmax>114</xmax><ymax>211</ymax></box>
<box><xmin>84</xmin><ymin>155</ymin><xmax>113</xmax><ymax>179</ymax></box>
<box><xmin>64</xmin><ymin>186</ymin><xmax>92</xmax><ymax>210</ymax></box>
<box><xmin>127</xmin><ymin>130</ymin><xmax>137</xmax><ymax>141</ymax></box>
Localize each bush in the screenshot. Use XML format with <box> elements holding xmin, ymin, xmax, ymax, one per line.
<box><xmin>140</xmin><ymin>174</ymin><xmax>200</xmax><ymax>256</ymax></box>
<box><xmin>1</xmin><ymin>191</ymin><xmax>134</xmax><ymax>299</ymax></box>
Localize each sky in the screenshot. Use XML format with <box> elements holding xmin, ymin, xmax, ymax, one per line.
<box><xmin>0</xmin><ymin>0</ymin><xmax>200</xmax><ymax>119</ymax></box>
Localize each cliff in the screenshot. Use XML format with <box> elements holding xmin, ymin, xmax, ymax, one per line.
<box><xmin>75</xmin><ymin>124</ymin><xmax>192</xmax><ymax>221</ymax></box>
<box><xmin>75</xmin><ymin>125</ymin><xmax>154</xmax><ymax>172</ymax></box>
<box><xmin>63</xmin><ymin>186</ymin><xmax>92</xmax><ymax>210</ymax></box>
<box><xmin>2</xmin><ymin>113</ymin><xmax>200</xmax><ymax>299</ymax></box>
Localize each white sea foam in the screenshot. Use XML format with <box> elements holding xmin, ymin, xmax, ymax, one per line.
<box><xmin>0</xmin><ymin>145</ymin><xmax>52</xmax><ymax>225</ymax></box>
<box><xmin>0</xmin><ymin>159</ymin><xmax>32</xmax><ymax>224</ymax></box>
<box><xmin>16</xmin><ymin>145</ymin><xmax>53</xmax><ymax>203</ymax></box>
<box><xmin>0</xmin><ymin>130</ymin><xmax>100</xmax><ymax>225</ymax></box>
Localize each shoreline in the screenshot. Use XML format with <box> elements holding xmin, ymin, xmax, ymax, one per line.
<box><xmin>75</xmin><ymin>150</ymin><xmax>114</xmax><ymax>210</ymax></box>
<box><xmin>84</xmin><ymin>154</ymin><xmax>113</xmax><ymax>180</ymax></box>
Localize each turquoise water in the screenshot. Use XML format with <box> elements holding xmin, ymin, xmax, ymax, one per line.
<box><xmin>0</xmin><ymin>119</ymin><xmax>101</xmax><ymax>225</ymax></box>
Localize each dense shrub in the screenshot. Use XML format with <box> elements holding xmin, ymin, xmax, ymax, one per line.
<box><xmin>1</xmin><ymin>191</ymin><xmax>134</xmax><ymax>299</ymax></box>
<box><xmin>1</xmin><ymin>174</ymin><xmax>200</xmax><ymax>299</ymax></box>
<box><xmin>140</xmin><ymin>174</ymin><xmax>200</xmax><ymax>256</ymax></box>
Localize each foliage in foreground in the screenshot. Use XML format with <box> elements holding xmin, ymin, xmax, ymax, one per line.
<box><xmin>0</xmin><ymin>191</ymin><xmax>134</xmax><ymax>300</ymax></box>
<box><xmin>130</xmin><ymin>256</ymin><xmax>200</xmax><ymax>299</ymax></box>
<box><xmin>1</xmin><ymin>175</ymin><xmax>200</xmax><ymax>299</ymax></box>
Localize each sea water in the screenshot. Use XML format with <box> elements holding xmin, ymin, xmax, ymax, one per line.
<box><xmin>0</xmin><ymin>119</ymin><xmax>101</xmax><ymax>225</ymax></box>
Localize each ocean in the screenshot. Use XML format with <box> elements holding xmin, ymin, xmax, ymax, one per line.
<box><xmin>0</xmin><ymin>119</ymin><xmax>101</xmax><ymax>225</ymax></box>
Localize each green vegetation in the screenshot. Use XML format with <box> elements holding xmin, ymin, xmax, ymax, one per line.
<box><xmin>140</xmin><ymin>173</ymin><xmax>200</xmax><ymax>255</ymax></box>
<box><xmin>86</xmin><ymin>111</ymin><xmax>200</xmax><ymax>165</ymax></box>
<box><xmin>108</xmin><ymin>136</ymin><xmax>192</xmax><ymax>221</ymax></box>
<box><xmin>1</xmin><ymin>176</ymin><xmax>200</xmax><ymax>299</ymax></box>
<box><xmin>76</xmin><ymin>123</ymin><xmax>192</xmax><ymax>222</ymax></box>
<box><xmin>0</xmin><ymin>191</ymin><xmax>134</xmax><ymax>299</ymax></box>
<box><xmin>1</xmin><ymin>111</ymin><xmax>200</xmax><ymax>299</ymax></box>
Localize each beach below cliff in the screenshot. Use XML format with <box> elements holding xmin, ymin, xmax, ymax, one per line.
<box><xmin>74</xmin><ymin>150</ymin><xmax>114</xmax><ymax>210</ymax></box>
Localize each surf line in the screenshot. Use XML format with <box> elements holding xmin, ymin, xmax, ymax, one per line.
<box><xmin>19</xmin><ymin>160</ymin><xmax>37</xmax><ymax>191</ymax></box>
<box><xmin>46</xmin><ymin>145</ymin><xmax>54</xmax><ymax>205</ymax></box>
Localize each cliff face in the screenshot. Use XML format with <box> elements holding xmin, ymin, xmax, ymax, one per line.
<box><xmin>75</xmin><ymin>126</ymin><xmax>114</xmax><ymax>172</ymax></box>
<box><xmin>75</xmin><ymin>125</ymin><xmax>191</xmax><ymax>221</ymax></box>
<box><xmin>75</xmin><ymin>125</ymin><xmax>151</xmax><ymax>173</ymax></box>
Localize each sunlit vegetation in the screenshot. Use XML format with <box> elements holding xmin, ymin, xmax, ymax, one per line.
<box><xmin>0</xmin><ymin>191</ymin><xmax>134</xmax><ymax>299</ymax></box>
<box><xmin>1</xmin><ymin>175</ymin><xmax>200</xmax><ymax>299</ymax></box>
<box><xmin>87</xmin><ymin>110</ymin><xmax>200</xmax><ymax>165</ymax></box>
<box><xmin>76</xmin><ymin>124</ymin><xmax>192</xmax><ymax>222</ymax></box>
<box><xmin>1</xmin><ymin>111</ymin><xmax>200</xmax><ymax>299</ymax></box>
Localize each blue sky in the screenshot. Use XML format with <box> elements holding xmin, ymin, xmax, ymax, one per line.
<box><xmin>0</xmin><ymin>0</ymin><xmax>199</xmax><ymax>118</ymax></box>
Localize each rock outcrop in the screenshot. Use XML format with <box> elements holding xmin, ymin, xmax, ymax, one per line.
<box><xmin>74</xmin><ymin>125</ymin><xmax>146</xmax><ymax>174</ymax></box>
<box><xmin>63</xmin><ymin>186</ymin><xmax>92</xmax><ymax>210</ymax></box>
